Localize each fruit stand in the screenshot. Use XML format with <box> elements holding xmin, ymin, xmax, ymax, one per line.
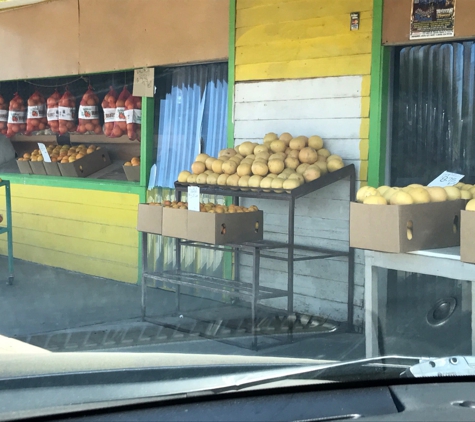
<box><xmin>0</xmin><ymin>180</ymin><xmax>13</xmax><ymax>285</ymax></box>
<box><xmin>139</xmin><ymin>164</ymin><xmax>356</xmax><ymax>350</ymax></box>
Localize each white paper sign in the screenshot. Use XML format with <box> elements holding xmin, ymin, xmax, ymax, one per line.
<box><xmin>148</xmin><ymin>164</ymin><xmax>157</xmax><ymax>190</ymax></box>
<box><xmin>187</xmin><ymin>186</ymin><xmax>200</xmax><ymax>212</ymax></box>
<box><xmin>38</xmin><ymin>143</ymin><xmax>51</xmax><ymax>163</ymax></box>
<box><xmin>427</xmin><ymin>171</ymin><xmax>464</xmax><ymax>187</ymax></box>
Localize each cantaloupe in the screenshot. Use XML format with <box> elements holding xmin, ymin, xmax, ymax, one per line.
<box><xmin>238</xmin><ymin>142</ymin><xmax>255</xmax><ymax>156</ymax></box>
<box><xmin>191</xmin><ymin>161</ymin><xmax>206</xmax><ymax>175</ymax></box>
<box><xmin>222</xmin><ymin>160</ymin><xmax>238</xmax><ymax>175</ymax></box>
<box><xmin>237</xmin><ymin>163</ymin><xmax>252</xmax><ymax>177</ymax></box>
<box><xmin>207</xmin><ymin>173</ymin><xmax>219</xmax><ymax>185</ymax></box>
<box><xmin>308</xmin><ymin>135</ymin><xmax>323</xmax><ymax>150</ymax></box>
<box><xmin>268</xmin><ymin>159</ymin><xmax>285</xmax><ymax>174</ymax></box>
<box><xmin>195</xmin><ymin>153</ymin><xmax>209</xmax><ymax>163</ymax></box>
<box><xmin>289</xmin><ymin>138</ymin><xmax>306</xmax><ymax>151</ymax></box>
<box><xmin>178</xmin><ymin>170</ymin><xmax>191</xmax><ymax>183</ymax></box>
<box><xmin>298</xmin><ymin>147</ymin><xmax>318</xmax><ymax>164</ymax></box>
<box><xmin>218</xmin><ymin>148</ymin><xmax>236</xmax><ymax>158</ymax></box>
<box><xmin>212</xmin><ymin>159</ymin><xmax>224</xmax><ymax>174</ymax></box>
<box><xmin>252</xmin><ymin>161</ymin><xmax>269</xmax><ymax>177</ymax></box>
<box><xmin>205</xmin><ymin>157</ymin><xmax>216</xmax><ymax>170</ymax></box>
<box><xmin>270</xmin><ymin>140</ymin><xmax>287</xmax><ymax>153</ymax></box>
<box><xmin>196</xmin><ymin>173</ymin><xmax>208</xmax><ymax>184</ymax></box>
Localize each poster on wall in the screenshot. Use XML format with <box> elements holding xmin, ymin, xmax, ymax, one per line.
<box><xmin>410</xmin><ymin>0</ymin><xmax>456</xmax><ymax>40</ymax></box>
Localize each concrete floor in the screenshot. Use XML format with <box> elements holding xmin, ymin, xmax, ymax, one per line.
<box><xmin>0</xmin><ymin>255</ymin><xmax>366</xmax><ymax>360</ymax></box>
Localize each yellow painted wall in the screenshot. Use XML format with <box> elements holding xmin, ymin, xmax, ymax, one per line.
<box><xmin>235</xmin><ymin>0</ymin><xmax>374</xmax><ymax>182</ymax></box>
<box><xmin>0</xmin><ymin>185</ymin><xmax>139</xmax><ymax>283</ymax></box>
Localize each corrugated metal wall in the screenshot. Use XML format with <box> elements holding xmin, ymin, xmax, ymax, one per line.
<box><xmin>392</xmin><ymin>42</ymin><xmax>475</xmax><ymax>185</ymax></box>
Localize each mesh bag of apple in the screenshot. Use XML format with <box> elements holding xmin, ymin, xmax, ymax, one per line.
<box><xmin>46</xmin><ymin>90</ymin><xmax>61</xmax><ymax>134</ymax></box>
<box><xmin>77</xmin><ymin>86</ymin><xmax>102</xmax><ymax>134</ymax></box>
<box><xmin>101</xmin><ymin>87</ymin><xmax>117</xmax><ymax>137</ymax></box>
<box><xmin>110</xmin><ymin>86</ymin><xmax>130</xmax><ymax>138</ymax></box>
<box><xmin>124</xmin><ymin>95</ymin><xmax>141</xmax><ymax>141</ymax></box>
<box><xmin>177</xmin><ymin>133</ymin><xmax>345</xmax><ymax>193</ymax></box>
<box><xmin>25</xmin><ymin>90</ymin><xmax>48</xmax><ymax>135</ymax></box>
<box><xmin>6</xmin><ymin>93</ymin><xmax>26</xmax><ymax>138</ymax></box>
<box><xmin>0</xmin><ymin>95</ymin><xmax>8</xmax><ymax>135</ymax></box>
<box><xmin>58</xmin><ymin>89</ymin><xmax>77</xmax><ymax>135</ymax></box>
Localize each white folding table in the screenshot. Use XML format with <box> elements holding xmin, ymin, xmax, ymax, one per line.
<box><xmin>364</xmin><ymin>247</ymin><xmax>475</xmax><ymax>357</ymax></box>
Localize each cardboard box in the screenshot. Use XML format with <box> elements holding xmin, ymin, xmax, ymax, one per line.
<box><xmin>29</xmin><ymin>161</ymin><xmax>47</xmax><ymax>175</ymax></box>
<box><xmin>137</xmin><ymin>204</ymin><xmax>163</xmax><ymax>235</ymax></box>
<box><xmin>461</xmin><ymin>210</ymin><xmax>475</xmax><ymax>263</ymax></box>
<box><xmin>58</xmin><ymin>149</ymin><xmax>111</xmax><ymax>178</ymax></box>
<box><xmin>16</xmin><ymin>160</ymin><xmax>32</xmax><ymax>174</ymax></box>
<box><xmin>44</xmin><ymin>161</ymin><xmax>62</xmax><ymax>176</ymax></box>
<box><xmin>162</xmin><ymin>208</ymin><xmax>189</xmax><ymax>239</ymax></box>
<box><xmin>186</xmin><ymin>210</ymin><xmax>264</xmax><ymax>245</ymax></box>
<box><xmin>123</xmin><ymin>165</ymin><xmax>140</xmax><ymax>182</ymax></box>
<box><xmin>350</xmin><ymin>201</ymin><xmax>464</xmax><ymax>253</ymax></box>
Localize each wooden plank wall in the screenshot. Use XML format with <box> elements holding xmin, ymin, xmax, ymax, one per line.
<box><xmin>234</xmin><ymin>0</ymin><xmax>374</xmax><ymax>326</ymax></box>
<box><xmin>0</xmin><ymin>185</ymin><xmax>139</xmax><ymax>283</ymax></box>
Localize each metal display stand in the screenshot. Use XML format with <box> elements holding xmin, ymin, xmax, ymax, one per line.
<box><xmin>141</xmin><ymin>165</ymin><xmax>356</xmax><ymax>349</ymax></box>
<box><xmin>0</xmin><ymin>180</ymin><xmax>13</xmax><ymax>285</ymax></box>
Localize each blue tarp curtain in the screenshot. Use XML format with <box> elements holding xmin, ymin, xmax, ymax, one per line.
<box><xmin>151</xmin><ymin>63</ymin><xmax>228</xmax><ymax>189</ymax></box>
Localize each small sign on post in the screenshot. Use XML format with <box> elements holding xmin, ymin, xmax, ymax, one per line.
<box><xmin>38</xmin><ymin>143</ymin><xmax>51</xmax><ymax>163</ymax></box>
<box><xmin>187</xmin><ymin>186</ymin><xmax>200</xmax><ymax>212</ymax></box>
<box><xmin>428</xmin><ymin>171</ymin><xmax>464</xmax><ymax>187</ymax></box>
<box><xmin>133</xmin><ymin>68</ymin><xmax>155</xmax><ymax>97</ymax></box>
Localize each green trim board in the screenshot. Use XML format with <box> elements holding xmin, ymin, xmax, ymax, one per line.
<box><xmin>140</xmin><ymin>96</ymin><xmax>155</xmax><ymax>189</ymax></box>
<box><xmin>368</xmin><ymin>0</ymin><xmax>390</xmax><ymax>188</ymax></box>
<box><xmin>227</xmin><ymin>0</ymin><xmax>236</xmax><ymax>149</ymax></box>
<box><xmin>0</xmin><ymin>172</ymin><xmax>145</xmax><ymax>195</ymax></box>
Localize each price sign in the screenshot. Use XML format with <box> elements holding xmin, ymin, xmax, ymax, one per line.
<box><xmin>133</xmin><ymin>67</ymin><xmax>155</xmax><ymax>97</ymax></box>
<box><xmin>427</xmin><ymin>171</ymin><xmax>464</xmax><ymax>187</ymax></box>
<box><xmin>38</xmin><ymin>143</ymin><xmax>51</xmax><ymax>163</ymax></box>
<box><xmin>187</xmin><ymin>186</ymin><xmax>200</xmax><ymax>212</ymax></box>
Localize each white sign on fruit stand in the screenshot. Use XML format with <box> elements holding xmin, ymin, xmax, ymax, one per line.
<box><xmin>427</xmin><ymin>171</ymin><xmax>464</xmax><ymax>188</ymax></box>
<box><xmin>188</xmin><ymin>186</ymin><xmax>200</xmax><ymax>212</ymax></box>
<box><xmin>38</xmin><ymin>143</ymin><xmax>51</xmax><ymax>163</ymax></box>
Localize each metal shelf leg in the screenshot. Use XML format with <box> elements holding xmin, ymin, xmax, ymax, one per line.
<box><xmin>252</xmin><ymin>246</ymin><xmax>260</xmax><ymax>350</ymax></box>
<box><xmin>5</xmin><ymin>182</ymin><xmax>13</xmax><ymax>285</ymax></box>
<box><xmin>141</xmin><ymin>232</ymin><xmax>148</xmax><ymax>321</ymax></box>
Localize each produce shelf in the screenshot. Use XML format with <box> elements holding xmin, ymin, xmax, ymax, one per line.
<box><xmin>174</xmin><ymin>164</ymin><xmax>356</xmax><ymax>200</ymax></box>
<box><xmin>144</xmin><ymin>271</ymin><xmax>290</xmax><ymax>302</ymax></box>
<box><xmin>140</xmin><ymin>162</ymin><xmax>356</xmax><ymax>350</ymax></box>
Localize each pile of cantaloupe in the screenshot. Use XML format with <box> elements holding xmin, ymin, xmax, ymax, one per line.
<box><xmin>177</xmin><ymin>132</ymin><xmax>345</xmax><ymax>193</ymax></box>
<box><xmin>357</xmin><ymin>182</ymin><xmax>474</xmax><ymax>205</ymax></box>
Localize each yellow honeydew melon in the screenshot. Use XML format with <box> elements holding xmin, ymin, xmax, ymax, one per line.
<box><xmin>206</xmin><ymin>173</ymin><xmax>219</xmax><ymax>185</ymax></box>
<box><xmin>363</xmin><ymin>195</ymin><xmax>387</xmax><ymax>205</ymax></box>
<box><xmin>217</xmin><ymin>174</ymin><xmax>229</xmax><ymax>186</ymax></box>
<box><xmin>260</xmin><ymin>177</ymin><xmax>274</xmax><ymax>192</ymax></box>
<box><xmin>288</xmin><ymin>173</ymin><xmax>305</xmax><ymax>184</ymax></box>
<box><xmin>461</xmin><ymin>190</ymin><xmax>472</xmax><ymax>200</ymax></box>
<box><xmin>279</xmin><ymin>132</ymin><xmax>293</xmax><ymax>143</ymax></box>
<box><xmin>205</xmin><ymin>157</ymin><xmax>216</xmax><ymax>170</ymax></box>
<box><xmin>284</xmin><ymin>156</ymin><xmax>300</xmax><ymax>170</ymax></box>
<box><xmin>237</xmin><ymin>163</ymin><xmax>252</xmax><ymax>177</ymax></box>
<box><xmin>187</xmin><ymin>174</ymin><xmax>198</xmax><ymax>184</ymax></box>
<box><xmin>312</xmin><ymin>161</ymin><xmax>327</xmax><ymax>175</ymax></box>
<box><xmin>226</xmin><ymin>174</ymin><xmax>240</xmax><ymax>187</ymax></box>
<box><xmin>462</xmin><ymin>184</ymin><xmax>473</xmax><ymax>191</ymax></box>
<box><xmin>271</xmin><ymin>177</ymin><xmax>284</xmax><ymax>192</ymax></box>
<box><xmin>382</xmin><ymin>187</ymin><xmax>397</xmax><ymax>202</ymax></box>
<box><xmin>269</xmin><ymin>152</ymin><xmax>286</xmax><ymax>161</ymax></box>
<box><xmin>466</xmin><ymin>199</ymin><xmax>475</xmax><ymax>211</ymax></box>
<box><xmin>303</xmin><ymin>166</ymin><xmax>321</xmax><ymax>183</ymax></box>
<box><xmin>426</xmin><ymin>186</ymin><xmax>448</xmax><ymax>202</ymax></box>
<box><xmin>238</xmin><ymin>175</ymin><xmax>251</xmax><ymax>190</ymax></box>
<box><xmin>222</xmin><ymin>160</ymin><xmax>238</xmax><ymax>175</ymax></box>
<box><xmin>248</xmin><ymin>175</ymin><xmax>263</xmax><ymax>191</ymax></box>
<box><xmin>317</xmin><ymin>148</ymin><xmax>331</xmax><ymax>158</ymax></box>
<box><xmin>218</xmin><ymin>148</ymin><xmax>236</xmax><ymax>158</ymax></box>
<box><xmin>376</xmin><ymin>185</ymin><xmax>391</xmax><ymax>195</ymax></box>
<box><xmin>191</xmin><ymin>161</ymin><xmax>206</xmax><ymax>175</ymax></box>
<box><xmin>289</xmin><ymin>138</ymin><xmax>306</xmax><ymax>151</ymax></box>
<box><xmin>212</xmin><ymin>159</ymin><xmax>224</xmax><ymax>174</ymax></box>
<box><xmin>444</xmin><ymin>186</ymin><xmax>462</xmax><ymax>201</ymax></box>
<box><xmin>327</xmin><ymin>154</ymin><xmax>343</xmax><ymax>162</ymax></box>
<box><xmin>408</xmin><ymin>187</ymin><xmax>431</xmax><ymax>204</ymax></box>
<box><xmin>390</xmin><ymin>191</ymin><xmax>414</xmax><ymax>205</ymax></box>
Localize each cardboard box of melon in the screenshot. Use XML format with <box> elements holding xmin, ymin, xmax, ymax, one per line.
<box><xmin>350</xmin><ymin>184</ymin><xmax>468</xmax><ymax>253</ymax></box>
<box><xmin>137</xmin><ymin>201</ymin><xmax>263</xmax><ymax>245</ymax></box>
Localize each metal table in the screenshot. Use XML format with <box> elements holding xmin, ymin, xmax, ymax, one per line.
<box><xmin>364</xmin><ymin>247</ymin><xmax>475</xmax><ymax>357</ymax></box>
<box><xmin>0</xmin><ymin>180</ymin><xmax>13</xmax><ymax>285</ymax></box>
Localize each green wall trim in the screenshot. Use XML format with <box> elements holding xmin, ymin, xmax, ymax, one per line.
<box><xmin>0</xmin><ymin>173</ymin><xmax>145</xmax><ymax>195</ymax></box>
<box><xmin>368</xmin><ymin>0</ymin><xmax>390</xmax><ymax>187</ymax></box>
<box><xmin>141</xmin><ymin>96</ymin><xmax>155</xmax><ymax>188</ymax></box>
<box><xmin>227</xmin><ymin>0</ymin><xmax>236</xmax><ymax>149</ymax></box>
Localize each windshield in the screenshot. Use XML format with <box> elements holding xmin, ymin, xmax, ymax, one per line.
<box><xmin>0</xmin><ymin>0</ymin><xmax>472</xmax><ymax>413</ymax></box>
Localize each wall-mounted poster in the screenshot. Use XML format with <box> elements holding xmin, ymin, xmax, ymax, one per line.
<box><xmin>410</xmin><ymin>0</ymin><xmax>456</xmax><ymax>40</ymax></box>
